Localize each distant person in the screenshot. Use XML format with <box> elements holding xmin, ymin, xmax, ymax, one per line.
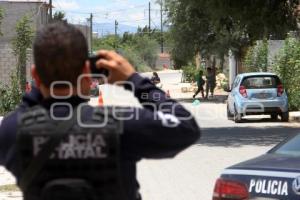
<box><xmin>150</xmin><ymin>72</ymin><xmax>161</xmax><ymax>85</ymax></box>
<box><xmin>193</xmin><ymin>70</ymin><xmax>205</xmax><ymax>99</ymax></box>
<box><xmin>205</xmin><ymin>67</ymin><xmax>216</xmax><ymax>99</ymax></box>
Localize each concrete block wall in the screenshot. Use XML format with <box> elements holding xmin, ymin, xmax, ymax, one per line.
<box><xmin>0</xmin><ymin>1</ymin><xmax>47</xmax><ymax>85</ymax></box>
<box><xmin>0</xmin><ymin>42</ymin><xmax>33</xmax><ymax>85</ymax></box>
<box><xmin>74</xmin><ymin>24</ymin><xmax>91</xmax><ymax>52</ymax></box>
<box><xmin>0</xmin><ymin>43</ymin><xmax>16</xmax><ymax>85</ymax></box>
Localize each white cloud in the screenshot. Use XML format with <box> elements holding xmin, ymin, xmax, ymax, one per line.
<box><xmin>54</xmin><ymin>0</ymin><xmax>80</xmax><ymax>11</ymax></box>
<box><xmin>52</xmin><ymin>0</ymin><xmax>162</xmax><ymax>28</ymax></box>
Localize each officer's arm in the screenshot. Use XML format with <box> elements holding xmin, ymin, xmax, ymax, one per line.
<box><xmin>0</xmin><ymin>113</ymin><xmax>17</xmax><ymax>166</ymax></box>
<box><xmin>122</xmin><ymin>73</ymin><xmax>200</xmax><ymax>159</ymax></box>
<box><xmin>95</xmin><ymin>50</ymin><xmax>200</xmax><ymax>159</ymax></box>
<box><xmin>0</xmin><ymin>120</ymin><xmax>4</xmax><ymax>165</ymax></box>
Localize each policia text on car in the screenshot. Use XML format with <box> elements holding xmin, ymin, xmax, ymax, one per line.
<box><xmin>0</xmin><ymin>22</ymin><xmax>200</xmax><ymax>200</ymax></box>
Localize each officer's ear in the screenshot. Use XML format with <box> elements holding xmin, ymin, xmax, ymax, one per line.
<box><xmin>82</xmin><ymin>61</ymin><xmax>92</xmax><ymax>83</ymax></box>
<box><xmin>31</xmin><ymin>64</ymin><xmax>42</xmax><ymax>88</ymax></box>
<box><xmin>83</xmin><ymin>60</ymin><xmax>91</xmax><ymax>75</ymax></box>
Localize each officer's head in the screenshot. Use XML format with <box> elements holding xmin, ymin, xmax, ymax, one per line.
<box><xmin>32</xmin><ymin>22</ymin><xmax>91</xmax><ymax>98</ymax></box>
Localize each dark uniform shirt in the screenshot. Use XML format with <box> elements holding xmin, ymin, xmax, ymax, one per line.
<box><xmin>0</xmin><ymin>73</ymin><xmax>200</xmax><ymax>200</ymax></box>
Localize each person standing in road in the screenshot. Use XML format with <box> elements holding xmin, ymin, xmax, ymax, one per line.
<box><xmin>193</xmin><ymin>70</ymin><xmax>205</xmax><ymax>99</ymax></box>
<box><xmin>150</xmin><ymin>72</ymin><xmax>161</xmax><ymax>85</ymax></box>
<box><xmin>205</xmin><ymin>67</ymin><xmax>216</xmax><ymax>99</ymax></box>
<box><xmin>0</xmin><ymin>22</ymin><xmax>200</xmax><ymax>200</ymax></box>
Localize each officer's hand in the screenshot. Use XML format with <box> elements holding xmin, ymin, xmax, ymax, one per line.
<box><xmin>96</xmin><ymin>50</ymin><xmax>136</xmax><ymax>84</ymax></box>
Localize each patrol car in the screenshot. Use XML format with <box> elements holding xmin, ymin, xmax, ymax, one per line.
<box><xmin>212</xmin><ymin>133</ymin><xmax>300</xmax><ymax>200</ymax></box>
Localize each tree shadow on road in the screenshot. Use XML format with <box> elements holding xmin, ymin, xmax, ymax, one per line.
<box><xmin>178</xmin><ymin>95</ymin><xmax>228</xmax><ymax>104</ymax></box>
<box><xmin>197</xmin><ymin>126</ymin><xmax>300</xmax><ymax>147</ymax></box>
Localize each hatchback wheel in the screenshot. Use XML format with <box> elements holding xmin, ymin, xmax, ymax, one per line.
<box><xmin>227</xmin><ymin>104</ymin><xmax>234</xmax><ymax>120</ymax></box>
<box><xmin>281</xmin><ymin>112</ymin><xmax>289</xmax><ymax>122</ymax></box>
<box><xmin>271</xmin><ymin>114</ymin><xmax>278</xmax><ymax>120</ymax></box>
<box><xmin>234</xmin><ymin>106</ymin><xmax>242</xmax><ymax>123</ymax></box>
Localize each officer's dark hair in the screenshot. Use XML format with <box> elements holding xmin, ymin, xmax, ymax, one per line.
<box><xmin>33</xmin><ymin>22</ymin><xmax>88</xmax><ymax>88</ymax></box>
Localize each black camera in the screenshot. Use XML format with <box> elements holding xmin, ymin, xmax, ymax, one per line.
<box><xmin>88</xmin><ymin>55</ymin><xmax>109</xmax><ymax>77</ymax></box>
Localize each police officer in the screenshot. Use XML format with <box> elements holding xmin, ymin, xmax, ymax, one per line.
<box><xmin>0</xmin><ymin>22</ymin><xmax>200</xmax><ymax>200</ymax></box>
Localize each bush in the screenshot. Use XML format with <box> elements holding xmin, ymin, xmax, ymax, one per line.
<box><xmin>0</xmin><ymin>71</ymin><xmax>22</xmax><ymax>115</ymax></box>
<box><xmin>182</xmin><ymin>65</ymin><xmax>197</xmax><ymax>82</ymax></box>
<box><xmin>273</xmin><ymin>37</ymin><xmax>300</xmax><ymax>111</ymax></box>
<box><xmin>121</xmin><ymin>47</ymin><xmax>145</xmax><ymax>70</ymax></box>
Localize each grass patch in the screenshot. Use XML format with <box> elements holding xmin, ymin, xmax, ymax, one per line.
<box><xmin>0</xmin><ymin>184</ymin><xmax>20</xmax><ymax>192</ymax></box>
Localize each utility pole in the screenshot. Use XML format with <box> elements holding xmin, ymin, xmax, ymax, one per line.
<box><xmin>90</xmin><ymin>13</ymin><xmax>93</xmax><ymax>53</ymax></box>
<box><xmin>49</xmin><ymin>0</ymin><xmax>52</xmax><ymax>22</ymax></box>
<box><xmin>149</xmin><ymin>1</ymin><xmax>151</xmax><ymax>34</ymax></box>
<box><xmin>115</xmin><ymin>20</ymin><xmax>118</xmax><ymax>36</ymax></box>
<box><xmin>160</xmin><ymin>0</ymin><xmax>164</xmax><ymax>53</ymax></box>
<box><xmin>115</xmin><ymin>20</ymin><xmax>118</xmax><ymax>49</ymax></box>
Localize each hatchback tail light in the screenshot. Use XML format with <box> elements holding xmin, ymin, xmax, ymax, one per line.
<box><xmin>212</xmin><ymin>178</ymin><xmax>249</xmax><ymax>200</ymax></box>
<box><xmin>277</xmin><ymin>84</ymin><xmax>284</xmax><ymax>97</ymax></box>
<box><xmin>239</xmin><ymin>86</ymin><xmax>247</xmax><ymax>98</ymax></box>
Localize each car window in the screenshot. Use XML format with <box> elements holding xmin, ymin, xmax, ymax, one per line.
<box><xmin>241</xmin><ymin>76</ymin><xmax>280</xmax><ymax>89</ymax></box>
<box><xmin>273</xmin><ymin>134</ymin><xmax>300</xmax><ymax>156</ymax></box>
<box><xmin>232</xmin><ymin>77</ymin><xmax>240</xmax><ymax>88</ymax></box>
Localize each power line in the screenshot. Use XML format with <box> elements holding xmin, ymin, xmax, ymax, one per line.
<box><xmin>59</xmin><ymin>4</ymin><xmax>147</xmax><ymax>16</ymax></box>
<box><xmin>53</xmin><ymin>0</ymin><xmax>62</xmax><ymax>10</ymax></box>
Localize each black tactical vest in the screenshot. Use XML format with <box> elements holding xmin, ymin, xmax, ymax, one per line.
<box><xmin>16</xmin><ymin>105</ymin><xmax>124</xmax><ymax>200</ymax></box>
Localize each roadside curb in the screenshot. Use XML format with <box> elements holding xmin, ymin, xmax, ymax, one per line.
<box><xmin>290</xmin><ymin>113</ymin><xmax>300</xmax><ymax>122</ymax></box>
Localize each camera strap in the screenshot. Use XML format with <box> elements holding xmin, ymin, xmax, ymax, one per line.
<box><xmin>19</xmin><ymin>108</ymin><xmax>79</xmax><ymax>192</ymax></box>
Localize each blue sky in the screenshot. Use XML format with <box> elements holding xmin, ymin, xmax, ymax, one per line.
<box><xmin>53</xmin><ymin>0</ymin><xmax>162</xmax><ymax>28</ymax></box>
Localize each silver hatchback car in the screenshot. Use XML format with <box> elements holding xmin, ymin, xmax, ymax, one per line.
<box><xmin>227</xmin><ymin>72</ymin><xmax>289</xmax><ymax>123</ymax></box>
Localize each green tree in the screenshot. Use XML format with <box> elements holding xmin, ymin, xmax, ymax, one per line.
<box><xmin>53</xmin><ymin>11</ymin><xmax>67</xmax><ymax>22</ymax></box>
<box><xmin>133</xmin><ymin>35</ymin><xmax>159</xmax><ymax>68</ymax></box>
<box><xmin>93</xmin><ymin>35</ymin><xmax>118</xmax><ymax>51</ymax></box>
<box><xmin>165</xmin><ymin>0</ymin><xmax>298</xmax><ymax>67</ymax></box>
<box><xmin>12</xmin><ymin>15</ymin><xmax>34</xmax><ymax>93</ymax></box>
<box><xmin>93</xmin><ymin>32</ymin><xmax>159</xmax><ymax>72</ymax></box>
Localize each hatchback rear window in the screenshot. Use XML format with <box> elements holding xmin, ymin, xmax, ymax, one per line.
<box><xmin>241</xmin><ymin>76</ymin><xmax>280</xmax><ymax>89</ymax></box>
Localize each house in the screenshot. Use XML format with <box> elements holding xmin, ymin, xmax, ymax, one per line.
<box><xmin>0</xmin><ymin>0</ymin><xmax>49</xmax><ymax>85</ymax></box>
<box><xmin>156</xmin><ymin>53</ymin><xmax>172</xmax><ymax>69</ymax></box>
